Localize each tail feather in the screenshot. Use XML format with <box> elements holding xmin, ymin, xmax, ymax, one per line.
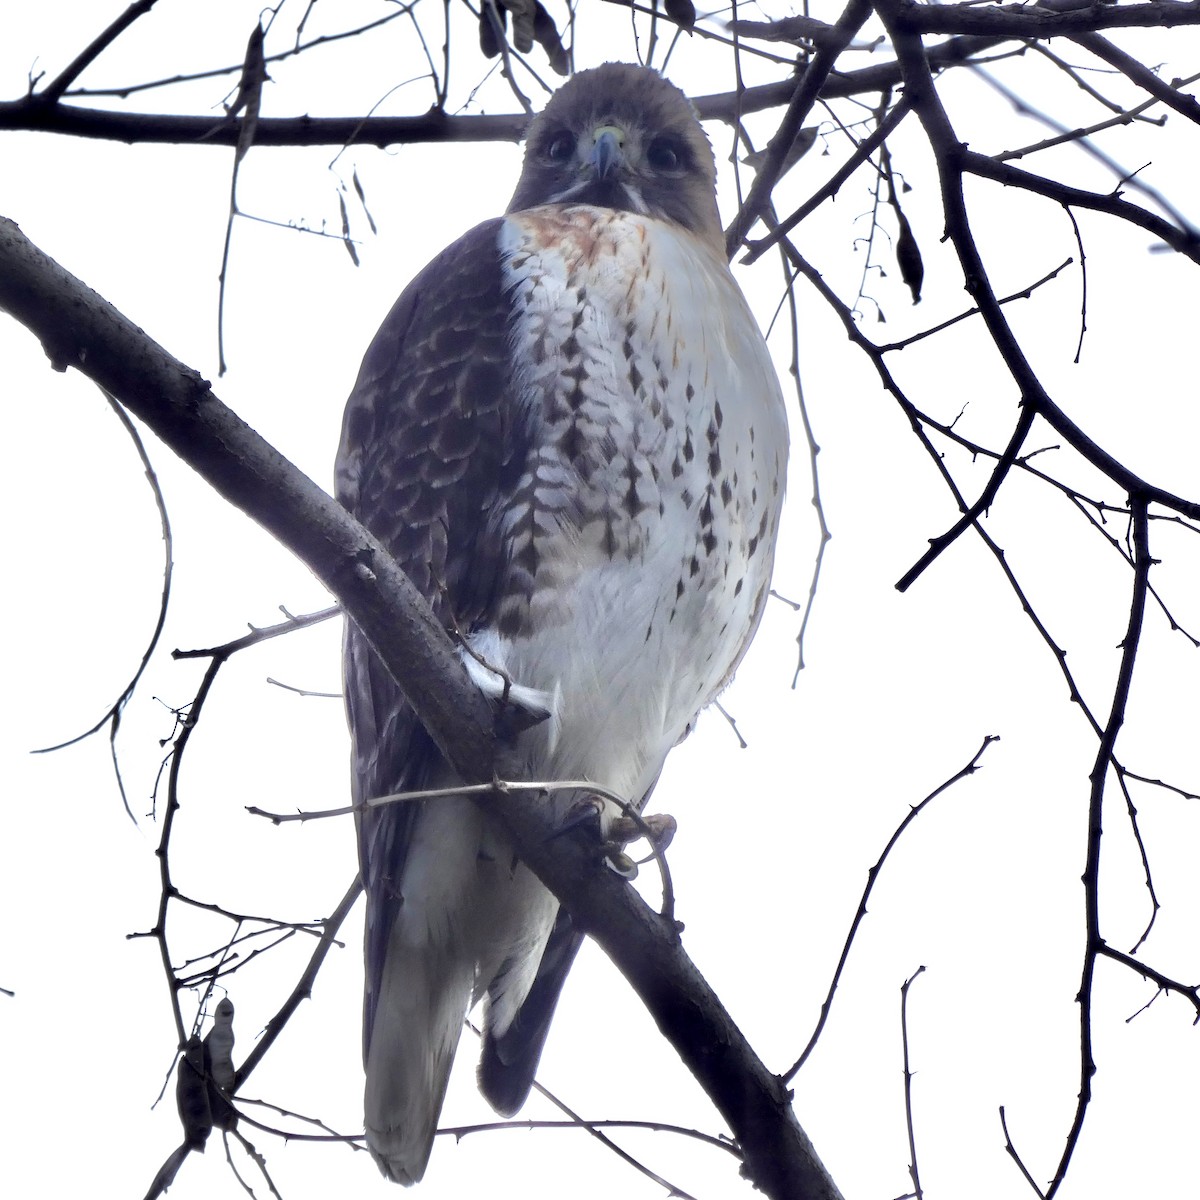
<box><xmin>477</xmin><ymin>908</ymin><xmax>584</xmax><ymax>1116</ymax></box>
<box><xmin>360</xmin><ymin>788</ymin><xmax>580</xmax><ymax>1179</ymax></box>
<box><xmin>364</xmin><ymin>935</ymin><xmax>474</xmax><ymax>1184</ymax></box>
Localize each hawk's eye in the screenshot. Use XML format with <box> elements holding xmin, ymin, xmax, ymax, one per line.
<box><xmin>647</xmin><ymin>137</ymin><xmax>682</xmax><ymax>171</ymax></box>
<box><xmin>545</xmin><ymin>131</ymin><xmax>576</xmax><ymax>163</ymax></box>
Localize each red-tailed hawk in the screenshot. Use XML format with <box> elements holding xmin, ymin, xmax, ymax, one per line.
<box><xmin>336</xmin><ymin>62</ymin><xmax>788</xmax><ymax>1183</ymax></box>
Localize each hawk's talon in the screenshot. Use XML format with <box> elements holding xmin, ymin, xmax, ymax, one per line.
<box><xmin>549</xmin><ymin>796</ymin><xmax>661</xmax><ymax>883</ymax></box>
<box><xmin>604</xmin><ymin>849</ymin><xmax>639</xmax><ymax>880</ymax></box>
<box><xmin>608</xmin><ymin>815</ymin><xmax>638</xmax><ymax>843</ymax></box>
<box><xmin>609</xmin><ymin>811</ymin><xmax>677</xmax><ymax>852</ymax></box>
<box><xmin>547</xmin><ymin>794</ymin><xmax>605</xmax><ymax>842</ymax></box>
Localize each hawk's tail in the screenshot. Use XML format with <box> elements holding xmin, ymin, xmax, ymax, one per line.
<box><xmin>477</xmin><ymin>907</ymin><xmax>584</xmax><ymax>1116</ymax></box>
<box><xmin>364</xmin><ymin>934</ymin><xmax>474</xmax><ymax>1184</ymax></box>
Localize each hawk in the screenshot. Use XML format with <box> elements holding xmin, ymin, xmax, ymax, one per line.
<box><xmin>336</xmin><ymin>62</ymin><xmax>788</xmax><ymax>1184</ymax></box>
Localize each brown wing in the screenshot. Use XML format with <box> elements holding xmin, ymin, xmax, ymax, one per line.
<box><xmin>336</xmin><ymin>217</ymin><xmax>531</xmax><ymax>1055</ymax></box>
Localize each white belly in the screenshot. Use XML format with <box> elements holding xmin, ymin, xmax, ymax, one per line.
<box><xmin>469</xmin><ymin>205</ymin><xmax>787</xmax><ymax>809</ymax></box>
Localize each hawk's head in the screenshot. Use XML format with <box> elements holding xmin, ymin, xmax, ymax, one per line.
<box><xmin>508</xmin><ymin>63</ymin><xmax>723</xmax><ymax>255</ymax></box>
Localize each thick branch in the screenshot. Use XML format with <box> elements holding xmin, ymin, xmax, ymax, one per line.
<box><xmin>38</xmin><ymin>0</ymin><xmax>163</xmax><ymax>104</ymax></box>
<box><xmin>963</xmin><ymin>150</ymin><xmax>1200</xmax><ymax>264</ymax></box>
<box><xmin>488</xmin><ymin>794</ymin><xmax>841</xmax><ymax>1199</ymax></box>
<box><xmin>872</xmin><ymin>5</ymin><xmax>1200</xmax><ymax>528</ymax></box>
<box><xmin>899</xmin><ymin>0</ymin><xmax>1200</xmax><ymax>36</ymax></box>
<box><xmin>0</xmin><ymin>213</ymin><xmax>494</xmax><ymax>775</ymax></box>
<box><xmin>0</xmin><ymin>101</ymin><xmax>526</xmax><ymax>148</ymax></box>
<box><xmin>0</xmin><ymin>36</ymin><xmax>1009</xmax><ymax>150</ymax></box>
<box><xmin>1071</xmin><ymin>31</ymin><xmax>1200</xmax><ymax>125</ymax></box>
<box><xmin>0</xmin><ymin>215</ymin><xmax>842</xmax><ymax>1200</ymax></box>
<box><xmin>724</xmin><ymin>0</ymin><xmax>874</xmax><ymax>255</ymax></box>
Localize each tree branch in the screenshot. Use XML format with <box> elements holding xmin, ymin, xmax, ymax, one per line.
<box><xmin>0</xmin><ymin>101</ymin><xmax>527</xmax><ymax>148</ymax></box>
<box><xmin>1071</xmin><ymin>31</ymin><xmax>1200</xmax><ymax>126</ymax></box>
<box><xmin>0</xmin><ymin>36</ymin><xmax>1016</xmax><ymax>151</ymax></box>
<box><xmin>37</xmin><ymin>0</ymin><xmax>163</xmax><ymax>104</ymax></box>
<box><xmin>899</xmin><ymin>0</ymin><xmax>1200</xmax><ymax>37</ymax></box>
<box><xmin>0</xmin><ymin>215</ymin><xmax>843</xmax><ymax>1200</ymax></box>
<box><xmin>724</xmin><ymin>0</ymin><xmax>875</xmax><ymax>256</ymax></box>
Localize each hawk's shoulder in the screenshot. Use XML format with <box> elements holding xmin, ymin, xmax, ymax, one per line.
<box><xmin>336</xmin><ymin>216</ymin><xmax>528</xmax><ymax>629</ymax></box>
<box><xmin>338</xmin><ymin>216</ymin><xmax>529</xmax><ymax>1054</ymax></box>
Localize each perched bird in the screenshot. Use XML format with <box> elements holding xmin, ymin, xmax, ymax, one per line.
<box><xmin>336</xmin><ymin>62</ymin><xmax>788</xmax><ymax>1184</ymax></box>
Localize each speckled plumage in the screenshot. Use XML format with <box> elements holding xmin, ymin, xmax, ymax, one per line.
<box><xmin>336</xmin><ymin>63</ymin><xmax>787</xmax><ymax>1185</ymax></box>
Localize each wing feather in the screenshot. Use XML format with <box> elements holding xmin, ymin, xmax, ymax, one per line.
<box><xmin>335</xmin><ymin>217</ymin><xmax>528</xmax><ymax>1058</ymax></box>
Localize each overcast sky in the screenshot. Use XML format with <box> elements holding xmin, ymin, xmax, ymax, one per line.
<box><xmin>2</xmin><ymin>5</ymin><xmax>1199</xmax><ymax>1200</ymax></box>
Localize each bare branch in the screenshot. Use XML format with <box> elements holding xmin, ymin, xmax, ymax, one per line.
<box><xmin>1071</xmin><ymin>33</ymin><xmax>1200</xmax><ymax>125</ymax></box>
<box><xmin>235</xmin><ymin>878</ymin><xmax>363</xmax><ymax>1089</ymax></box>
<box><xmin>0</xmin><ymin>35</ymin><xmax>1016</xmax><ymax>151</ymax></box>
<box><xmin>901</xmin><ymin>0</ymin><xmax>1200</xmax><ymax>37</ymax></box>
<box><xmin>900</xmin><ymin>966</ymin><xmax>927</xmax><ymax>1200</ymax></box>
<box><xmin>785</xmin><ymin>736</ymin><xmax>999</xmax><ymax>1080</ymax></box>
<box><xmin>724</xmin><ymin>0</ymin><xmax>874</xmax><ymax>257</ymax></box>
<box><xmin>1045</xmin><ymin>497</ymin><xmax>1153</xmax><ymax>1196</ymax></box>
<box><xmin>31</xmin><ymin>387</ymin><xmax>173</xmax><ymax>826</ymax></box>
<box><xmin>0</xmin><ymin>214</ymin><xmax>842</xmax><ymax>1200</ymax></box>
<box><xmin>895</xmin><ymin>402</ymin><xmax>1036</xmax><ymax>592</ymax></box>
<box><xmin>37</xmin><ymin>0</ymin><xmax>163</xmax><ymax>104</ymax></box>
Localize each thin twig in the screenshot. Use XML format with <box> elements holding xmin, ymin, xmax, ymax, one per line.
<box><xmin>234</xmin><ymin>878</ymin><xmax>363</xmax><ymax>1088</ymax></box>
<box><xmin>33</xmin><ymin>389</ymin><xmax>174</xmax><ymax>827</ymax></box>
<box><xmin>1044</xmin><ymin>495</ymin><xmax>1153</xmax><ymax>1198</ymax></box>
<box><xmin>785</xmin><ymin>736</ymin><xmax>998</xmax><ymax>1080</ymax></box>
<box><xmin>742</xmin><ymin>96</ymin><xmax>913</xmax><ymax>266</ymax></box>
<box><xmin>464</xmin><ymin>1020</ymin><xmax>710</xmax><ymax>1200</ymax></box>
<box><xmin>250</xmin><ymin>777</ymin><xmax>678</xmax><ymax>923</ymax></box>
<box><xmin>900</xmin><ymin>966</ymin><xmax>927</xmax><ymax>1200</ymax></box>
<box><xmin>724</xmin><ymin>0</ymin><xmax>874</xmax><ymax>258</ymax></box>
<box><xmin>37</xmin><ymin>0</ymin><xmax>162</xmax><ymax>103</ymax></box>
<box><xmin>895</xmin><ymin>402</ymin><xmax>1036</xmax><ymax>593</ymax></box>
<box><xmin>999</xmin><ymin>1105</ymin><xmax>1049</xmax><ymax>1200</ymax></box>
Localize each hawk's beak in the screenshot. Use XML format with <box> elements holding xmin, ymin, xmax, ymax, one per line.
<box><xmin>588</xmin><ymin>124</ymin><xmax>626</xmax><ymax>179</ymax></box>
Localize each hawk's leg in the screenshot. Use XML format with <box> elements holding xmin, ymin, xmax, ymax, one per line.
<box><xmin>609</xmin><ymin>812</ymin><xmax>677</xmax><ymax>852</ymax></box>
<box><xmin>605</xmin><ymin>812</ymin><xmax>677</xmax><ymax>879</ymax></box>
<box><xmin>553</xmin><ymin>796</ymin><xmax>677</xmax><ymax>881</ymax></box>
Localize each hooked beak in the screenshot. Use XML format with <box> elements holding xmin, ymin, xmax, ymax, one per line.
<box><xmin>588</xmin><ymin>124</ymin><xmax>626</xmax><ymax>179</ymax></box>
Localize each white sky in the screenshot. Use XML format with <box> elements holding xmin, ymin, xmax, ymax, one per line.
<box><xmin>2</xmin><ymin>5</ymin><xmax>1199</xmax><ymax>1200</ymax></box>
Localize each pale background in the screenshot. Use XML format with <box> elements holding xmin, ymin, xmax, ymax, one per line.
<box><xmin>2</xmin><ymin>5</ymin><xmax>1198</xmax><ymax>1199</ymax></box>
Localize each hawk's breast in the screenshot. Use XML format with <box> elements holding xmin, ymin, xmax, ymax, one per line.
<box><xmin>476</xmin><ymin>204</ymin><xmax>787</xmax><ymax>799</ymax></box>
